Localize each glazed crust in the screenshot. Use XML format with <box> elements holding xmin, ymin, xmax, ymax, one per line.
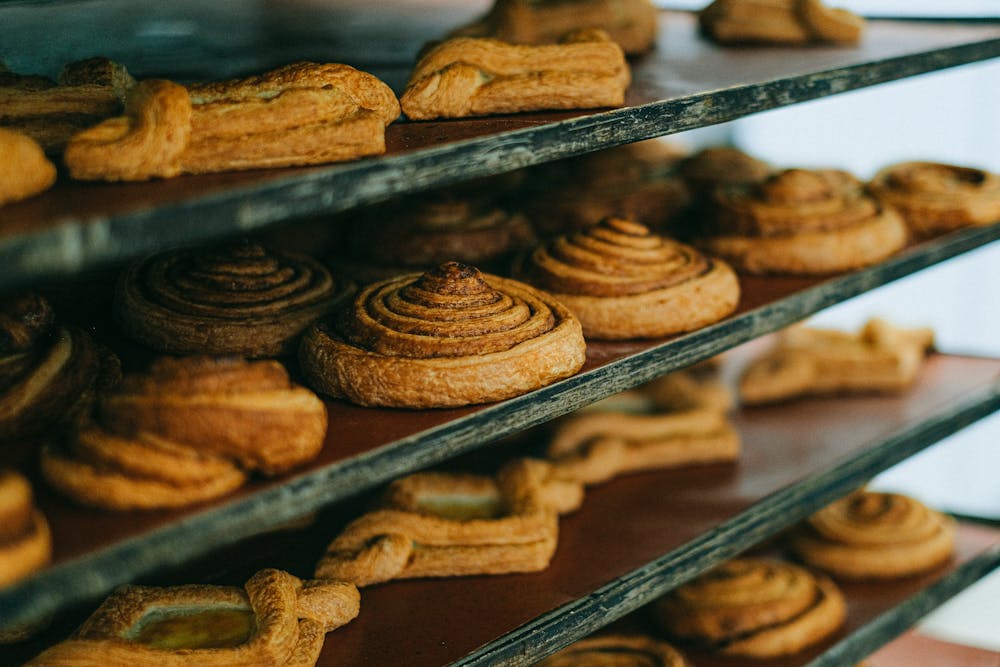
<box><xmin>0</xmin><ymin>129</ymin><xmax>56</xmax><ymax>206</ymax></box>
<box><xmin>537</xmin><ymin>635</ymin><xmax>691</xmax><ymax>666</ymax></box>
<box><xmin>699</xmin><ymin>0</ymin><xmax>864</xmax><ymax>45</ymax></box>
<box><xmin>300</xmin><ymin>262</ymin><xmax>586</xmax><ymax>408</ymax></box>
<box><xmin>0</xmin><ymin>470</ymin><xmax>51</xmax><ymax>588</ymax></box>
<box><xmin>401</xmin><ymin>30</ymin><xmax>629</xmax><ymax>120</ymax></box>
<box><xmin>516</xmin><ymin>217</ymin><xmax>740</xmax><ymax>339</ymax></box>
<box><xmin>792</xmin><ymin>490</ymin><xmax>955</xmax><ymax>579</ymax></box>
<box><xmin>869</xmin><ymin>161</ymin><xmax>1000</xmax><ymax>237</ymax></box>
<box><xmin>115</xmin><ymin>243</ymin><xmax>351</xmax><ymax>358</ymax></box>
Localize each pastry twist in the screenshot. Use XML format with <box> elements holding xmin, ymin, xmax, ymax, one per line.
<box><xmin>516</xmin><ymin>217</ymin><xmax>739</xmax><ymax>339</ymax></box>
<box><xmin>401</xmin><ymin>30</ymin><xmax>630</xmax><ymax>120</ymax></box>
<box><xmin>654</xmin><ymin>558</ymin><xmax>846</xmax><ymax>658</ymax></box>
<box><xmin>869</xmin><ymin>161</ymin><xmax>1000</xmax><ymax>237</ymax></box>
<box><xmin>0</xmin><ymin>470</ymin><xmax>51</xmax><ymax>589</ymax></box>
<box><xmin>0</xmin><ymin>129</ymin><xmax>56</xmax><ymax>206</ymax></box>
<box><xmin>300</xmin><ymin>261</ymin><xmax>586</xmax><ymax>408</ymax></box>
<box><xmin>792</xmin><ymin>490</ymin><xmax>955</xmax><ymax>579</ymax></box>
<box><xmin>700</xmin><ymin>168</ymin><xmax>907</xmax><ymax>274</ymax></box>
<box><xmin>537</xmin><ymin>635</ymin><xmax>691</xmax><ymax>667</ymax></box>
<box><xmin>699</xmin><ymin>0</ymin><xmax>864</xmax><ymax>45</ymax></box>
<box><xmin>116</xmin><ymin>242</ymin><xmax>350</xmax><ymax>358</ymax></box>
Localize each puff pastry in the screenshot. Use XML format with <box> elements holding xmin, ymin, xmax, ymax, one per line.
<box><xmin>515</xmin><ymin>217</ymin><xmax>739</xmax><ymax>339</ymax></box>
<box><xmin>65</xmin><ymin>62</ymin><xmax>399</xmax><ymax>181</ymax></box>
<box><xmin>401</xmin><ymin>30</ymin><xmax>630</xmax><ymax>120</ymax></box>
<box><xmin>300</xmin><ymin>261</ymin><xmax>586</xmax><ymax>408</ymax></box>
<box><xmin>792</xmin><ymin>490</ymin><xmax>955</xmax><ymax>579</ymax></box>
<box><xmin>0</xmin><ymin>293</ymin><xmax>119</xmax><ymax>442</ymax></box>
<box><xmin>0</xmin><ymin>470</ymin><xmax>51</xmax><ymax>589</ymax></box>
<box><xmin>869</xmin><ymin>161</ymin><xmax>1000</xmax><ymax>237</ymax></box>
<box><xmin>699</xmin><ymin>0</ymin><xmax>864</xmax><ymax>45</ymax></box>
<box><xmin>42</xmin><ymin>357</ymin><xmax>326</xmax><ymax>510</ymax></box>
<box><xmin>0</xmin><ymin>129</ymin><xmax>57</xmax><ymax>206</ymax></box>
<box><xmin>450</xmin><ymin>0</ymin><xmax>659</xmax><ymax>55</ymax></box>
<box><xmin>115</xmin><ymin>242</ymin><xmax>351</xmax><ymax>358</ymax></box>
<box><xmin>537</xmin><ymin>635</ymin><xmax>691</xmax><ymax>666</ymax></box>
<box><xmin>740</xmin><ymin>318</ymin><xmax>934</xmax><ymax>405</ymax></box>
<box><xmin>26</xmin><ymin>569</ymin><xmax>359</xmax><ymax>666</ymax></box>
<box><xmin>699</xmin><ymin>168</ymin><xmax>908</xmax><ymax>274</ymax></box>
<box><xmin>314</xmin><ymin>459</ymin><xmax>562</xmax><ymax>586</ymax></box>
<box><xmin>654</xmin><ymin>558</ymin><xmax>846</xmax><ymax>658</ymax></box>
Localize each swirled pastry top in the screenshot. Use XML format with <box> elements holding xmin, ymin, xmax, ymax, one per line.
<box><xmin>401</xmin><ymin>30</ymin><xmax>630</xmax><ymax>120</ymax></box>
<box><xmin>869</xmin><ymin>161</ymin><xmax>1000</xmax><ymax>235</ymax></box>
<box><xmin>300</xmin><ymin>261</ymin><xmax>585</xmax><ymax>407</ymax></box>
<box><xmin>537</xmin><ymin>635</ymin><xmax>691</xmax><ymax>667</ymax></box>
<box><xmin>115</xmin><ymin>243</ymin><xmax>350</xmax><ymax>358</ymax></box>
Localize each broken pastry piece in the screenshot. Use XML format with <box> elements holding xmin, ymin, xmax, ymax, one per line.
<box><xmin>26</xmin><ymin>569</ymin><xmax>359</xmax><ymax>666</ymax></box>
<box><xmin>314</xmin><ymin>459</ymin><xmax>564</xmax><ymax>586</ymax></box>
<box><xmin>64</xmin><ymin>61</ymin><xmax>400</xmax><ymax>181</ymax></box>
<box><xmin>401</xmin><ymin>30</ymin><xmax>630</xmax><ymax>120</ymax></box>
<box><xmin>699</xmin><ymin>0</ymin><xmax>864</xmax><ymax>46</ymax></box>
<box><xmin>0</xmin><ymin>129</ymin><xmax>56</xmax><ymax>206</ymax></box>
<box><xmin>41</xmin><ymin>357</ymin><xmax>327</xmax><ymax>510</ymax></box>
<box><xmin>0</xmin><ymin>470</ymin><xmax>51</xmax><ymax>589</ymax></box>
<box><xmin>451</xmin><ymin>0</ymin><xmax>659</xmax><ymax>56</ymax></box>
<box><xmin>791</xmin><ymin>489</ymin><xmax>955</xmax><ymax>580</ymax></box>
<box><xmin>740</xmin><ymin>318</ymin><xmax>934</xmax><ymax>405</ymax></box>
<box><xmin>537</xmin><ymin>635</ymin><xmax>692</xmax><ymax>666</ymax></box>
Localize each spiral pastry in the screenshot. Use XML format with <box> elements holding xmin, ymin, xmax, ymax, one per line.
<box><xmin>654</xmin><ymin>558</ymin><xmax>845</xmax><ymax>658</ymax></box>
<box><xmin>0</xmin><ymin>293</ymin><xmax>119</xmax><ymax>442</ymax></box>
<box><xmin>869</xmin><ymin>161</ymin><xmax>1000</xmax><ymax>237</ymax></box>
<box><xmin>116</xmin><ymin>243</ymin><xmax>350</xmax><ymax>358</ymax></box>
<box><xmin>678</xmin><ymin>146</ymin><xmax>772</xmax><ymax>197</ymax></box>
<box><xmin>536</xmin><ymin>635</ymin><xmax>690</xmax><ymax>667</ymax></box>
<box><xmin>700</xmin><ymin>168</ymin><xmax>907</xmax><ymax>274</ymax></box>
<box><xmin>300</xmin><ymin>261</ymin><xmax>586</xmax><ymax>408</ymax></box>
<box><xmin>0</xmin><ymin>470</ymin><xmax>51</xmax><ymax>588</ymax></box>
<box><xmin>516</xmin><ymin>217</ymin><xmax>739</xmax><ymax>339</ymax></box>
<box><xmin>792</xmin><ymin>490</ymin><xmax>955</xmax><ymax>580</ymax></box>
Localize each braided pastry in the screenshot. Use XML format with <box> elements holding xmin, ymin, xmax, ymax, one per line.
<box><xmin>0</xmin><ymin>129</ymin><xmax>56</xmax><ymax>206</ymax></box>
<box><xmin>450</xmin><ymin>0</ymin><xmax>658</xmax><ymax>55</ymax></box>
<box><xmin>699</xmin><ymin>168</ymin><xmax>907</xmax><ymax>274</ymax></box>
<box><xmin>314</xmin><ymin>459</ymin><xmax>562</xmax><ymax>586</ymax></box>
<box><xmin>41</xmin><ymin>357</ymin><xmax>326</xmax><ymax>510</ymax></box>
<box><xmin>0</xmin><ymin>470</ymin><xmax>51</xmax><ymax>589</ymax></box>
<box><xmin>791</xmin><ymin>490</ymin><xmax>955</xmax><ymax>579</ymax></box>
<box><xmin>26</xmin><ymin>569</ymin><xmax>359</xmax><ymax>666</ymax></box>
<box><xmin>515</xmin><ymin>217</ymin><xmax>739</xmax><ymax>339</ymax></box>
<box><xmin>869</xmin><ymin>161</ymin><xmax>1000</xmax><ymax>237</ymax></box>
<box><xmin>115</xmin><ymin>243</ymin><xmax>350</xmax><ymax>358</ymax></box>
<box><xmin>699</xmin><ymin>0</ymin><xmax>864</xmax><ymax>45</ymax></box>
<box><xmin>537</xmin><ymin>635</ymin><xmax>691</xmax><ymax>666</ymax></box>
<box><xmin>740</xmin><ymin>318</ymin><xmax>934</xmax><ymax>405</ymax></box>
<box><xmin>300</xmin><ymin>261</ymin><xmax>585</xmax><ymax>408</ymax></box>
<box><xmin>401</xmin><ymin>30</ymin><xmax>629</xmax><ymax>120</ymax></box>
<box><xmin>654</xmin><ymin>558</ymin><xmax>846</xmax><ymax>658</ymax></box>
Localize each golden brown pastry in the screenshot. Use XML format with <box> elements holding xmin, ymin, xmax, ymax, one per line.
<box><xmin>26</xmin><ymin>569</ymin><xmax>359</xmax><ymax>666</ymax></box>
<box><xmin>401</xmin><ymin>30</ymin><xmax>630</xmax><ymax>120</ymax></box>
<box><xmin>699</xmin><ymin>168</ymin><xmax>908</xmax><ymax>274</ymax></box>
<box><xmin>740</xmin><ymin>318</ymin><xmax>934</xmax><ymax>405</ymax></box>
<box><xmin>41</xmin><ymin>357</ymin><xmax>327</xmax><ymax>510</ymax></box>
<box><xmin>678</xmin><ymin>146</ymin><xmax>772</xmax><ymax>198</ymax></box>
<box><xmin>0</xmin><ymin>470</ymin><xmax>51</xmax><ymax>589</ymax></box>
<box><xmin>791</xmin><ymin>490</ymin><xmax>955</xmax><ymax>579</ymax></box>
<box><xmin>654</xmin><ymin>558</ymin><xmax>846</xmax><ymax>658</ymax></box>
<box><xmin>0</xmin><ymin>57</ymin><xmax>135</xmax><ymax>153</ymax></box>
<box><xmin>300</xmin><ymin>261</ymin><xmax>586</xmax><ymax>408</ymax></box>
<box><xmin>699</xmin><ymin>0</ymin><xmax>864</xmax><ymax>45</ymax></box>
<box><xmin>0</xmin><ymin>129</ymin><xmax>56</xmax><ymax>206</ymax></box>
<box><xmin>0</xmin><ymin>293</ymin><xmax>120</xmax><ymax>442</ymax></box>
<box><xmin>65</xmin><ymin>62</ymin><xmax>399</xmax><ymax>181</ymax></box>
<box><xmin>640</xmin><ymin>359</ymin><xmax>734</xmax><ymax>413</ymax></box>
<box><xmin>115</xmin><ymin>242</ymin><xmax>351</xmax><ymax>358</ymax></box>
<box><xmin>515</xmin><ymin>217</ymin><xmax>740</xmax><ymax>339</ymax></box>
<box><xmin>451</xmin><ymin>0</ymin><xmax>659</xmax><ymax>56</ymax></box>
<box><xmin>536</xmin><ymin>635</ymin><xmax>691</xmax><ymax>666</ymax></box>
<box><xmin>869</xmin><ymin>161</ymin><xmax>1000</xmax><ymax>237</ymax></box>
<box><xmin>314</xmin><ymin>459</ymin><xmax>563</xmax><ymax>586</ymax></box>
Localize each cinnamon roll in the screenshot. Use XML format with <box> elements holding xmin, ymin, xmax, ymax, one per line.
<box><xmin>537</xmin><ymin>635</ymin><xmax>691</xmax><ymax>666</ymax></box>
<box><xmin>0</xmin><ymin>470</ymin><xmax>51</xmax><ymax>589</ymax></box>
<box><xmin>678</xmin><ymin>146</ymin><xmax>772</xmax><ymax>198</ymax></box>
<box><xmin>515</xmin><ymin>217</ymin><xmax>739</xmax><ymax>339</ymax></box>
<box><xmin>869</xmin><ymin>161</ymin><xmax>1000</xmax><ymax>237</ymax></box>
<box><xmin>654</xmin><ymin>558</ymin><xmax>846</xmax><ymax>658</ymax></box>
<box><xmin>116</xmin><ymin>243</ymin><xmax>350</xmax><ymax>358</ymax></box>
<box><xmin>300</xmin><ymin>261</ymin><xmax>586</xmax><ymax>408</ymax></box>
<box><xmin>0</xmin><ymin>129</ymin><xmax>57</xmax><ymax>206</ymax></box>
<box><xmin>42</xmin><ymin>357</ymin><xmax>327</xmax><ymax>510</ymax></box>
<box><xmin>699</xmin><ymin>0</ymin><xmax>864</xmax><ymax>45</ymax></box>
<box><xmin>792</xmin><ymin>490</ymin><xmax>955</xmax><ymax>579</ymax></box>
<box><xmin>699</xmin><ymin>168</ymin><xmax>908</xmax><ymax>274</ymax></box>
<box><xmin>26</xmin><ymin>569</ymin><xmax>360</xmax><ymax>666</ymax></box>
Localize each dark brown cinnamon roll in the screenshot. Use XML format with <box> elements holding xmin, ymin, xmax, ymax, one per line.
<box><xmin>115</xmin><ymin>243</ymin><xmax>351</xmax><ymax>358</ymax></box>
<box><xmin>300</xmin><ymin>261</ymin><xmax>586</xmax><ymax>408</ymax></box>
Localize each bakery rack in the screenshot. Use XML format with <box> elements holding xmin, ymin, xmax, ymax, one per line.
<box><xmin>1</xmin><ymin>2</ymin><xmax>999</xmax><ymax>665</ymax></box>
